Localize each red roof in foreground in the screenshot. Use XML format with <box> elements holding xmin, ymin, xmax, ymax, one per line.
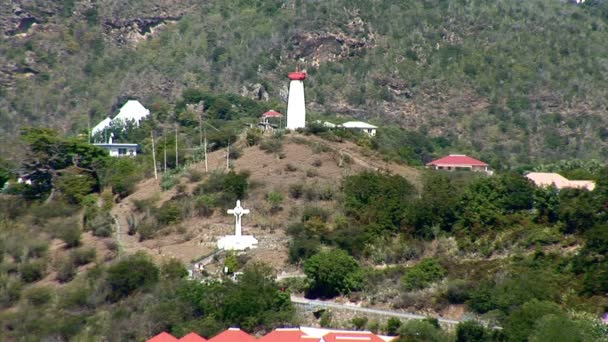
<box><xmin>322</xmin><ymin>332</ymin><xmax>385</xmax><ymax>342</ymax></box>
<box><xmin>426</xmin><ymin>154</ymin><xmax>488</xmax><ymax>167</ymax></box>
<box><xmin>148</xmin><ymin>332</ymin><xmax>179</xmax><ymax>342</ymax></box>
<box><xmin>259</xmin><ymin>328</ymin><xmax>304</xmax><ymax>342</ymax></box>
<box><xmin>179</xmin><ymin>332</ymin><xmax>207</xmax><ymax>342</ymax></box>
<box><xmin>207</xmin><ymin>328</ymin><xmax>257</xmax><ymax>342</ymax></box>
<box><xmin>262</xmin><ymin>110</ymin><xmax>283</xmax><ymax>118</ymax></box>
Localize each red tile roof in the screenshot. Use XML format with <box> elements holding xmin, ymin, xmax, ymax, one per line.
<box><xmin>322</xmin><ymin>332</ymin><xmax>385</xmax><ymax>342</ymax></box>
<box><xmin>207</xmin><ymin>328</ymin><xmax>257</xmax><ymax>342</ymax></box>
<box><xmin>179</xmin><ymin>332</ymin><xmax>208</xmax><ymax>342</ymax></box>
<box><xmin>426</xmin><ymin>154</ymin><xmax>488</xmax><ymax>167</ymax></box>
<box><xmin>262</xmin><ymin>110</ymin><xmax>283</xmax><ymax>118</ymax></box>
<box><xmin>148</xmin><ymin>332</ymin><xmax>179</xmax><ymax>342</ymax></box>
<box><xmin>259</xmin><ymin>328</ymin><xmax>304</xmax><ymax>342</ymax></box>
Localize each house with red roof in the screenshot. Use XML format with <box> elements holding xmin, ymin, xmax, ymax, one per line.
<box><xmin>321</xmin><ymin>331</ymin><xmax>386</xmax><ymax>342</ymax></box>
<box><xmin>179</xmin><ymin>332</ymin><xmax>208</xmax><ymax>342</ymax></box>
<box><xmin>259</xmin><ymin>328</ymin><xmax>306</xmax><ymax>342</ymax></box>
<box><xmin>147</xmin><ymin>327</ymin><xmax>394</xmax><ymax>342</ymax></box>
<box><xmin>207</xmin><ymin>328</ymin><xmax>257</xmax><ymax>342</ymax></box>
<box><xmin>148</xmin><ymin>332</ymin><xmax>179</xmax><ymax>342</ymax></box>
<box><xmin>426</xmin><ymin>154</ymin><xmax>491</xmax><ymax>174</ymax></box>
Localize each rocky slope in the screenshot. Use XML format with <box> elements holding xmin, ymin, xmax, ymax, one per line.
<box><xmin>1</xmin><ymin>0</ymin><xmax>607</xmax><ymax>165</ymax></box>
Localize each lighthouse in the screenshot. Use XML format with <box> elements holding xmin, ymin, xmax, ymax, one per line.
<box><xmin>286</xmin><ymin>70</ymin><xmax>307</xmax><ymax>130</ymax></box>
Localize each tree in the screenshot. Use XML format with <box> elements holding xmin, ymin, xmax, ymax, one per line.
<box><xmin>529</xmin><ymin>314</ymin><xmax>594</xmax><ymax>342</ymax></box>
<box><xmin>397</xmin><ymin>320</ymin><xmax>447</xmax><ymax>342</ymax></box>
<box><xmin>106</xmin><ymin>252</ymin><xmax>159</xmax><ymax>301</ymax></box>
<box><xmin>504</xmin><ymin>300</ymin><xmax>561</xmax><ymax>342</ymax></box>
<box><xmin>456</xmin><ymin>320</ymin><xmax>488</xmax><ymax>342</ymax></box>
<box><xmin>304</xmin><ymin>249</ymin><xmax>362</xmax><ymax>298</ymax></box>
<box><xmin>401</xmin><ymin>258</ymin><xmax>446</xmax><ymax>291</ymax></box>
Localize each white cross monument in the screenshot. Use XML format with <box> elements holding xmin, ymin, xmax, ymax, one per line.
<box><xmin>217</xmin><ymin>200</ymin><xmax>258</xmax><ymax>251</ymax></box>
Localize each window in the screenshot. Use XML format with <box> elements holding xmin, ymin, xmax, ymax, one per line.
<box><xmin>128</xmin><ymin>149</ymin><xmax>134</xmax><ymax>155</ymax></box>
<box><xmin>118</xmin><ymin>148</ymin><xmax>127</xmax><ymax>155</ymax></box>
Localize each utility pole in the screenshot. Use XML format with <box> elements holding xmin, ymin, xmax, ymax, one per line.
<box><xmin>226</xmin><ymin>136</ymin><xmax>230</xmax><ymax>171</ymax></box>
<box><xmin>175</xmin><ymin>123</ymin><xmax>179</xmax><ymax>169</ymax></box>
<box><xmin>163</xmin><ymin>129</ymin><xmax>167</xmax><ymax>173</ymax></box>
<box><xmin>204</xmin><ymin>128</ymin><xmax>208</xmax><ymax>172</ymax></box>
<box><xmin>151</xmin><ymin>131</ymin><xmax>158</xmax><ymax>180</ymax></box>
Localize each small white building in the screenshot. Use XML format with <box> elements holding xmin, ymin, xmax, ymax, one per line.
<box><xmin>341</xmin><ymin>121</ymin><xmax>378</xmax><ymax>136</ymax></box>
<box><xmin>93</xmin><ymin>143</ymin><xmax>138</xmax><ymax>157</ymax></box>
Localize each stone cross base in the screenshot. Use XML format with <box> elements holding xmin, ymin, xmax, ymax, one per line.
<box><xmin>217</xmin><ymin>235</ymin><xmax>258</xmax><ymax>251</ymax></box>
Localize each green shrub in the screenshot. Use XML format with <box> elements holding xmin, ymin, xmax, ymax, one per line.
<box><xmin>161</xmin><ymin>259</ymin><xmax>188</xmax><ymax>280</ymax></box>
<box><xmin>56</xmin><ymin>169</ymin><xmax>97</xmax><ymax>204</ymax></box>
<box><xmin>447</xmin><ymin>279</ymin><xmax>472</xmax><ymax>304</ymax></box>
<box><xmin>57</xmin><ymin>222</ymin><xmax>82</xmax><ymax>248</ymax></box>
<box><xmin>289</xmin><ymin>183</ymin><xmax>304</xmax><ymax>199</ymax></box>
<box><xmin>259</xmin><ymin>137</ymin><xmax>283</xmax><ymax>154</ymax></box>
<box><xmin>137</xmin><ymin>219</ymin><xmax>161</xmax><ymax>241</ymax></box>
<box><xmin>351</xmin><ymin>316</ymin><xmax>368</xmax><ymax>330</ymax></box>
<box><xmin>195</xmin><ymin>194</ymin><xmax>216</xmax><ymax>217</ymax></box>
<box><xmin>320</xmin><ymin>310</ymin><xmax>333</xmax><ymax>328</ymax></box>
<box><xmin>0</xmin><ymin>277</ymin><xmax>22</xmax><ymax>308</ymax></box>
<box><xmin>399</xmin><ymin>319</ymin><xmax>447</xmax><ymax>342</ymax></box>
<box><xmin>306</xmin><ymin>169</ymin><xmax>319</xmax><ymax>177</ymax></box>
<box><xmin>20</xmin><ymin>260</ymin><xmax>47</xmax><ymax>283</ymax></box>
<box><xmin>285</xmin><ymin>163</ymin><xmax>298</xmax><ymax>172</ymax></box>
<box><xmin>106</xmin><ymin>252</ymin><xmax>159</xmax><ymax>301</ymax></box>
<box><xmin>161</xmin><ymin>174</ymin><xmax>179</xmax><ymax>191</ymax></box>
<box><xmin>304</xmin><ymin>249</ymin><xmax>362</xmax><ymax>298</ymax></box>
<box><xmin>266</xmin><ymin>191</ymin><xmax>284</xmax><ymax>212</ymax></box>
<box><xmin>401</xmin><ymin>258</ymin><xmax>446</xmax><ymax>291</ymax></box>
<box><xmin>156</xmin><ymin>201</ymin><xmax>183</xmax><ymax>225</ymax></box>
<box><xmin>386</xmin><ymin>317</ymin><xmax>402</xmax><ymax>336</ymax></box>
<box><xmin>456</xmin><ymin>320</ymin><xmax>488</xmax><ymax>342</ymax></box>
<box><xmin>70</xmin><ymin>247</ymin><xmax>96</xmax><ymax>266</ymax></box>
<box><xmin>246</xmin><ymin>128</ymin><xmax>263</xmax><ymax>146</ymax></box>
<box><xmin>56</xmin><ymin>257</ymin><xmax>76</xmax><ymax>283</ymax></box>
<box><xmin>187</xmin><ymin>169</ymin><xmax>203</xmax><ymax>182</ymax></box>
<box><xmin>302</xmin><ymin>206</ymin><xmax>330</xmax><ymax>222</ymax></box>
<box><xmin>85</xmin><ymin>210</ymin><xmax>113</xmax><ymax>237</ymax></box>
<box><xmin>24</xmin><ymin>286</ymin><xmax>53</xmax><ymax>306</ymax></box>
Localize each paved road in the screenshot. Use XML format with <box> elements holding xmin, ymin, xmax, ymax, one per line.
<box><xmin>291</xmin><ymin>295</ymin><xmax>461</xmax><ymax>326</ymax></box>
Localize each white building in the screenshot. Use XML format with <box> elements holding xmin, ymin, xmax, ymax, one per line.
<box><xmin>91</xmin><ymin>117</ymin><xmax>112</xmax><ymax>136</ymax></box>
<box><xmin>525</xmin><ymin>172</ymin><xmax>595</xmax><ymax>191</ymax></box>
<box><xmin>93</xmin><ymin>143</ymin><xmax>138</xmax><ymax>157</ymax></box>
<box><xmin>341</xmin><ymin>121</ymin><xmax>378</xmax><ymax>136</ymax></box>
<box><xmin>286</xmin><ymin>71</ymin><xmax>307</xmax><ymax>130</ymax></box>
<box><xmin>113</xmin><ymin>100</ymin><xmax>150</xmax><ymax>124</ymax></box>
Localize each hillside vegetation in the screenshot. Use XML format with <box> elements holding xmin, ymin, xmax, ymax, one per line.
<box><xmin>2</xmin><ymin>127</ymin><xmax>608</xmax><ymax>340</ymax></box>
<box><xmin>3</xmin><ymin>1</ymin><xmax>608</xmax><ymax>165</ymax></box>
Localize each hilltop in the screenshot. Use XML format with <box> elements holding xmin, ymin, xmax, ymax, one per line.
<box><xmin>111</xmin><ymin>133</ymin><xmax>420</xmax><ymax>269</ymax></box>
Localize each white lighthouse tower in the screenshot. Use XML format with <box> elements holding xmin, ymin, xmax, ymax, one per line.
<box><xmin>286</xmin><ymin>70</ymin><xmax>307</xmax><ymax>130</ymax></box>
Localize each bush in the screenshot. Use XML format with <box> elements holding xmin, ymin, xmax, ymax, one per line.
<box><xmin>24</xmin><ymin>286</ymin><xmax>53</xmax><ymax>306</ymax></box>
<box><xmin>320</xmin><ymin>310</ymin><xmax>333</xmax><ymax>328</ymax></box>
<box><xmin>56</xmin><ymin>169</ymin><xmax>97</xmax><ymax>204</ymax></box>
<box><xmin>0</xmin><ymin>277</ymin><xmax>22</xmax><ymax>308</ymax></box>
<box><xmin>289</xmin><ymin>183</ymin><xmax>304</xmax><ymax>199</ymax></box>
<box><xmin>161</xmin><ymin>259</ymin><xmax>188</xmax><ymax>280</ymax></box>
<box><xmin>259</xmin><ymin>137</ymin><xmax>283</xmax><ymax>154</ymax></box>
<box><xmin>399</xmin><ymin>320</ymin><xmax>447</xmax><ymax>342</ymax></box>
<box><xmin>456</xmin><ymin>320</ymin><xmax>488</xmax><ymax>342</ymax></box>
<box><xmin>195</xmin><ymin>194</ymin><xmax>216</xmax><ymax>217</ymax></box>
<box><xmin>20</xmin><ymin>260</ymin><xmax>47</xmax><ymax>283</ymax></box>
<box><xmin>85</xmin><ymin>210</ymin><xmax>113</xmax><ymax>237</ymax></box>
<box><xmin>57</xmin><ymin>223</ymin><xmax>82</xmax><ymax>248</ymax></box>
<box><xmin>246</xmin><ymin>128</ymin><xmax>263</xmax><ymax>146</ymax></box>
<box><xmin>301</xmin><ymin>206</ymin><xmax>330</xmax><ymax>222</ymax></box>
<box><xmin>70</xmin><ymin>247</ymin><xmax>96</xmax><ymax>266</ymax></box>
<box><xmin>401</xmin><ymin>258</ymin><xmax>446</xmax><ymax>291</ymax></box>
<box><xmin>187</xmin><ymin>169</ymin><xmax>203</xmax><ymax>182</ymax></box>
<box><xmin>447</xmin><ymin>279</ymin><xmax>472</xmax><ymax>304</ymax></box>
<box><xmin>285</xmin><ymin>163</ymin><xmax>298</xmax><ymax>172</ymax></box>
<box><xmin>351</xmin><ymin>316</ymin><xmax>368</xmax><ymax>330</ymax></box>
<box><xmin>266</xmin><ymin>191</ymin><xmax>284</xmax><ymax>212</ymax></box>
<box><xmin>386</xmin><ymin>317</ymin><xmax>402</xmax><ymax>336</ymax></box>
<box><xmin>156</xmin><ymin>201</ymin><xmax>183</xmax><ymax>225</ymax></box>
<box><xmin>306</xmin><ymin>169</ymin><xmax>319</xmax><ymax>177</ymax></box>
<box><xmin>106</xmin><ymin>252</ymin><xmax>159</xmax><ymax>301</ymax></box>
<box><xmin>312</xmin><ymin>159</ymin><xmax>323</xmax><ymax>167</ymax></box>
<box><xmin>304</xmin><ymin>249</ymin><xmax>362</xmax><ymax>298</ymax></box>
<box><xmin>288</xmin><ymin>236</ymin><xmax>321</xmax><ymax>264</ymax></box>
<box><xmin>56</xmin><ymin>257</ymin><xmax>76</xmax><ymax>283</ymax></box>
